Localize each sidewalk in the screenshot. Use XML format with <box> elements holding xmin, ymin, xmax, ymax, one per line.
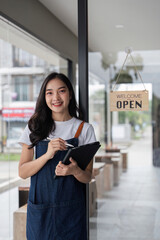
<box><xmin>90</xmin><ymin>126</ymin><xmax>160</xmax><ymax>240</ymax></box>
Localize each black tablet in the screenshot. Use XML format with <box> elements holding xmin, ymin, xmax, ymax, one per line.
<box><xmin>62</xmin><ymin>141</ymin><xmax>101</xmax><ymax>170</ymax></box>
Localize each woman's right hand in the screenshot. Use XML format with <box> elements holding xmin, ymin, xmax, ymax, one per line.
<box><xmin>45</xmin><ymin>138</ymin><xmax>67</xmax><ymax>160</ymax></box>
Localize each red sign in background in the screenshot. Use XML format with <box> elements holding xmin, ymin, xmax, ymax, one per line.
<box><xmin>2</xmin><ymin>107</ymin><xmax>35</xmax><ymax>121</ymax></box>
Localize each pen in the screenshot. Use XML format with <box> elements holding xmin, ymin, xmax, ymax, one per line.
<box><xmin>47</xmin><ymin>137</ymin><xmax>74</xmax><ymax>179</ymax></box>
<box><xmin>65</xmin><ymin>143</ymin><xmax>74</xmax><ymax>148</ymax></box>
<box><xmin>46</xmin><ymin>137</ymin><xmax>74</xmax><ymax>148</ymax></box>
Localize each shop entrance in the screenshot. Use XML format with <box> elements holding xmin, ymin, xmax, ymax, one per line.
<box><xmin>90</xmin><ymin>78</ymin><xmax>160</xmax><ymax>239</ymax></box>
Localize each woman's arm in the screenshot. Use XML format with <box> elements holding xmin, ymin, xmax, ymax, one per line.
<box><xmin>55</xmin><ymin>158</ymin><xmax>93</xmax><ymax>183</ymax></box>
<box><xmin>19</xmin><ymin>138</ymin><xmax>67</xmax><ymax>179</ymax></box>
<box><xmin>19</xmin><ymin>144</ymin><xmax>49</xmax><ymax>179</ymax></box>
<box><xmin>73</xmin><ymin>159</ymin><xmax>93</xmax><ymax>183</ymax></box>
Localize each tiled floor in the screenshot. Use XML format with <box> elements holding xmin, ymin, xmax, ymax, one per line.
<box><xmin>90</xmin><ymin>127</ymin><xmax>160</xmax><ymax>240</ymax></box>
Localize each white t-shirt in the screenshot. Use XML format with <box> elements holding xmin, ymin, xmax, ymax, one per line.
<box><xmin>18</xmin><ymin>117</ymin><xmax>96</xmax><ymax>147</ymax></box>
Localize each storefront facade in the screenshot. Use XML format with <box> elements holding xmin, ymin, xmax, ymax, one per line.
<box><xmin>1</xmin><ymin>0</ymin><xmax>160</xmax><ymax>239</ymax></box>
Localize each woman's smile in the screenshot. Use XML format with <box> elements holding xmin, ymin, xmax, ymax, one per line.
<box><xmin>52</xmin><ymin>102</ymin><xmax>63</xmax><ymax>107</ymax></box>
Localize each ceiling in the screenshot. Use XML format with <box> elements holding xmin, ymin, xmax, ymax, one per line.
<box><xmin>39</xmin><ymin>0</ymin><xmax>160</xmax><ymax>65</ymax></box>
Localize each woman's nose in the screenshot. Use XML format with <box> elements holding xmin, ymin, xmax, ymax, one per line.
<box><xmin>53</xmin><ymin>92</ymin><xmax>60</xmax><ymax>100</ymax></box>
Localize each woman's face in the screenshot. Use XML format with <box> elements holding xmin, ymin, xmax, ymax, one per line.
<box><xmin>45</xmin><ymin>78</ymin><xmax>71</xmax><ymax>119</ymax></box>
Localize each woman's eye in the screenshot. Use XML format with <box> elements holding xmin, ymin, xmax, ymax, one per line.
<box><xmin>47</xmin><ymin>92</ymin><xmax>52</xmax><ymax>95</ymax></box>
<box><xmin>59</xmin><ymin>90</ymin><xmax>65</xmax><ymax>93</ymax></box>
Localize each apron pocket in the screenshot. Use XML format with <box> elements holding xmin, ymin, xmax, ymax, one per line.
<box><xmin>55</xmin><ymin>200</ymin><xmax>86</xmax><ymax>239</ymax></box>
<box><xmin>26</xmin><ymin>200</ymin><xmax>55</xmax><ymax>240</ymax></box>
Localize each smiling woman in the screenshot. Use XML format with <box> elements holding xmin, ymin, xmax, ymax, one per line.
<box><xmin>18</xmin><ymin>72</ymin><xmax>96</xmax><ymax>240</ymax></box>
<box><xmin>45</xmin><ymin>78</ymin><xmax>71</xmax><ymax>121</ymax></box>
<box><xmin>27</xmin><ymin>72</ymin><xmax>81</xmax><ymax>148</ymax></box>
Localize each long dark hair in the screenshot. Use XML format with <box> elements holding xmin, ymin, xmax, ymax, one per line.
<box><xmin>28</xmin><ymin>72</ymin><xmax>82</xmax><ymax>148</ymax></box>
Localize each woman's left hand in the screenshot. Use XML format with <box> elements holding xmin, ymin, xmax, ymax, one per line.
<box><xmin>55</xmin><ymin>158</ymin><xmax>81</xmax><ymax>176</ymax></box>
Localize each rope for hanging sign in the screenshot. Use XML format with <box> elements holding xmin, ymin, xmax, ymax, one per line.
<box><xmin>130</xmin><ymin>54</ymin><xmax>146</xmax><ymax>91</ymax></box>
<box><xmin>111</xmin><ymin>51</ymin><xmax>147</xmax><ymax>92</ymax></box>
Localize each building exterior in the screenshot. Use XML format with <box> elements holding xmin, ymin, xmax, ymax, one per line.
<box><xmin>1</xmin><ymin>0</ymin><xmax>160</xmax><ymax>239</ymax></box>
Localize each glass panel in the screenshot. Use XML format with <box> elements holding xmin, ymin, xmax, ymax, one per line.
<box><xmin>89</xmin><ymin>49</ymin><xmax>160</xmax><ymax>239</ymax></box>
<box><xmin>89</xmin><ymin>53</ymin><xmax>107</xmax><ymax>146</ymax></box>
<box><xmin>0</xmin><ymin>16</ymin><xmax>68</xmax><ymax>239</ymax></box>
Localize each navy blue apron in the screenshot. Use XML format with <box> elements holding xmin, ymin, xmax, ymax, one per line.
<box><xmin>26</xmin><ymin>122</ymin><xmax>87</xmax><ymax>240</ymax></box>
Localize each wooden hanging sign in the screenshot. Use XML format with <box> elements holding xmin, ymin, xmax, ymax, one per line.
<box><xmin>110</xmin><ymin>90</ymin><xmax>149</xmax><ymax>112</ymax></box>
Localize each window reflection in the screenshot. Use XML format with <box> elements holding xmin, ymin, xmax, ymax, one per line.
<box><xmin>0</xmin><ymin>17</ymin><xmax>68</xmax><ymax>239</ymax></box>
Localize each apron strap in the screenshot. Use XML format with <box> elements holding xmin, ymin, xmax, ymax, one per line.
<box><xmin>74</xmin><ymin>121</ymin><xmax>85</xmax><ymax>138</ymax></box>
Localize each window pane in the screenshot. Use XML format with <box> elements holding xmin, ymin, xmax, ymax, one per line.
<box><xmin>0</xmin><ymin>17</ymin><xmax>68</xmax><ymax>239</ymax></box>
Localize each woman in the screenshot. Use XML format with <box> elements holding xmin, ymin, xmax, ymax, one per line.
<box><xmin>18</xmin><ymin>72</ymin><xmax>96</xmax><ymax>240</ymax></box>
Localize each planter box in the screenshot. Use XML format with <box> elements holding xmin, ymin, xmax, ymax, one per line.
<box><xmin>13</xmin><ymin>204</ymin><xmax>27</xmax><ymax>240</ymax></box>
